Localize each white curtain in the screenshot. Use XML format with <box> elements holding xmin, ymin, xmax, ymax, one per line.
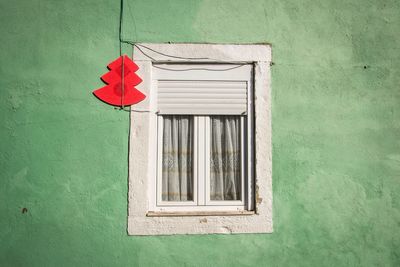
<box><xmin>162</xmin><ymin>115</ymin><xmax>193</xmax><ymax>201</ymax></box>
<box><xmin>210</xmin><ymin>116</ymin><xmax>241</xmax><ymax>200</ymax></box>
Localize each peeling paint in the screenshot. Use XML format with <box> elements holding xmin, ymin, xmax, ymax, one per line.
<box><xmin>255</xmin><ymin>184</ymin><xmax>263</xmax><ymax>204</ymax></box>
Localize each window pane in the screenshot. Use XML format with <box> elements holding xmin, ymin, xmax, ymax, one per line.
<box><xmin>162</xmin><ymin>115</ymin><xmax>194</xmax><ymax>201</ymax></box>
<box><xmin>210</xmin><ymin>116</ymin><xmax>241</xmax><ymax>200</ymax></box>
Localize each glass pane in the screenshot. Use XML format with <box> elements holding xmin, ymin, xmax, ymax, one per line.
<box><xmin>210</xmin><ymin>116</ymin><xmax>242</xmax><ymax>200</ymax></box>
<box><xmin>161</xmin><ymin>115</ymin><xmax>194</xmax><ymax>201</ymax></box>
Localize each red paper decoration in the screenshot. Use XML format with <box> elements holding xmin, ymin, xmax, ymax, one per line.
<box><xmin>93</xmin><ymin>55</ymin><xmax>146</xmax><ymax>107</ymax></box>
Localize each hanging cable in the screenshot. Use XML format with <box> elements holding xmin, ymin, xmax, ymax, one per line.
<box><xmin>115</xmin><ymin>107</ymin><xmax>153</xmax><ymax>113</ymax></box>
<box><xmin>134</xmin><ymin>43</ymin><xmax>212</xmax><ymax>60</ymax></box>
<box><xmin>118</xmin><ymin>0</ymin><xmax>250</xmax><ymax>64</ymax></box>
<box><xmin>132</xmin><ymin>43</ymin><xmax>156</xmax><ymax>61</ymax></box>
<box><xmin>152</xmin><ymin>64</ymin><xmax>246</xmax><ymax>72</ymax></box>
<box><xmin>117</xmin><ymin>0</ymin><xmax>250</xmax><ymax>110</ymax></box>
<box><xmin>119</xmin><ymin>0</ymin><xmax>124</xmax><ymax>56</ymax></box>
<box><xmin>132</xmin><ymin>42</ymin><xmax>248</xmax><ymax>71</ymax></box>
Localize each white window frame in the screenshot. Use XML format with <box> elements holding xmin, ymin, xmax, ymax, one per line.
<box><xmin>128</xmin><ymin>43</ymin><xmax>272</xmax><ymax>235</ymax></box>
<box><xmin>154</xmin><ymin>64</ymin><xmax>252</xmax><ymax>212</ymax></box>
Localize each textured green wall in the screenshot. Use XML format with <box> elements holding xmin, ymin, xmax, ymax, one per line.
<box><xmin>1</xmin><ymin>0</ymin><xmax>399</xmax><ymax>266</ymax></box>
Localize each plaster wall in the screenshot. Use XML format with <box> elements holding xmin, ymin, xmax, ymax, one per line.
<box><xmin>0</xmin><ymin>0</ymin><xmax>399</xmax><ymax>266</ymax></box>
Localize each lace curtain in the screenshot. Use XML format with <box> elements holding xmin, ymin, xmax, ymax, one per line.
<box><xmin>161</xmin><ymin>115</ymin><xmax>241</xmax><ymax>201</ymax></box>
<box><xmin>210</xmin><ymin>116</ymin><xmax>241</xmax><ymax>200</ymax></box>
<box><xmin>161</xmin><ymin>115</ymin><xmax>193</xmax><ymax>201</ymax></box>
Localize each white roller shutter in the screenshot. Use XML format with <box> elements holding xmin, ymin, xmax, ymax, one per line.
<box><xmin>154</xmin><ymin>64</ymin><xmax>252</xmax><ymax>115</ymax></box>
<box><xmin>158</xmin><ymin>80</ymin><xmax>247</xmax><ymax>115</ymax></box>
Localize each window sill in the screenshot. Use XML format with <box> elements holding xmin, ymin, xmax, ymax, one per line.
<box><xmin>146</xmin><ymin>210</ymin><xmax>255</xmax><ymax>217</ymax></box>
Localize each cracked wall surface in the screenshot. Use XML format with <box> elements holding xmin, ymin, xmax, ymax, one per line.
<box><xmin>0</xmin><ymin>0</ymin><xmax>399</xmax><ymax>266</ymax></box>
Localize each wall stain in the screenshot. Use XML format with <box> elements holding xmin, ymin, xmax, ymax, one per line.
<box><xmin>199</xmin><ymin>218</ymin><xmax>207</xmax><ymax>224</ymax></box>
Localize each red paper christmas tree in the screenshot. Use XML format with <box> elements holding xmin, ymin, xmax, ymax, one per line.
<box><xmin>93</xmin><ymin>55</ymin><xmax>145</xmax><ymax>107</ymax></box>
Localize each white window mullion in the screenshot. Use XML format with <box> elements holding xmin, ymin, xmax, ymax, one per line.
<box><xmin>240</xmin><ymin>116</ymin><xmax>246</xmax><ymax>205</ymax></box>
<box><xmin>193</xmin><ymin>116</ymin><xmax>198</xmax><ymax>206</ymax></box>
<box><xmin>156</xmin><ymin>116</ymin><xmax>163</xmax><ymax>206</ymax></box>
<box><xmin>247</xmin><ymin>79</ymin><xmax>254</xmax><ymax>211</ymax></box>
<box><xmin>205</xmin><ymin>116</ymin><xmax>211</xmax><ymax>206</ymax></box>
<box><xmin>197</xmin><ymin>116</ymin><xmax>206</xmax><ymax>206</ymax></box>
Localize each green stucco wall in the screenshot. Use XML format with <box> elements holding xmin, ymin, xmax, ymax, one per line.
<box><xmin>1</xmin><ymin>0</ymin><xmax>399</xmax><ymax>266</ymax></box>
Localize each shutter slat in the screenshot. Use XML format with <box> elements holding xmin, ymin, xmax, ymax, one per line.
<box><xmin>159</xmin><ymin>104</ymin><xmax>246</xmax><ymax>107</ymax></box>
<box><xmin>157</xmin><ymin>80</ymin><xmax>248</xmax><ymax>115</ymax></box>
<box><xmin>160</xmin><ymin>98</ymin><xmax>246</xmax><ymax>104</ymax></box>
<box><xmin>158</xmin><ymin>109</ymin><xmax>244</xmax><ymax>115</ymax></box>
<box><xmin>159</xmin><ymin>93</ymin><xmax>247</xmax><ymax>99</ymax></box>
<box><xmin>158</xmin><ymin>89</ymin><xmax>245</xmax><ymax>94</ymax></box>
<box><xmin>159</xmin><ymin>81</ymin><xmax>245</xmax><ymax>89</ymax></box>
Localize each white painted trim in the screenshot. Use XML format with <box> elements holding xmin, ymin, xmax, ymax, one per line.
<box><xmin>128</xmin><ymin>43</ymin><xmax>272</xmax><ymax>235</ymax></box>
<box><xmin>197</xmin><ymin>116</ymin><xmax>206</xmax><ymax>206</ymax></box>
<box><xmin>203</xmin><ymin>116</ymin><xmax>210</xmax><ymax>206</ymax></box>
<box><xmin>134</xmin><ymin>43</ymin><xmax>271</xmax><ymax>63</ymax></box>
<box><xmin>153</xmin><ymin>64</ymin><xmax>252</xmax><ymax>210</ymax></box>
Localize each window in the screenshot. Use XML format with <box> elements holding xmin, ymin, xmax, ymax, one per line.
<box><xmin>153</xmin><ymin>64</ymin><xmax>254</xmax><ymax>213</ymax></box>
<box><xmin>128</xmin><ymin>44</ymin><xmax>272</xmax><ymax>235</ymax></box>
